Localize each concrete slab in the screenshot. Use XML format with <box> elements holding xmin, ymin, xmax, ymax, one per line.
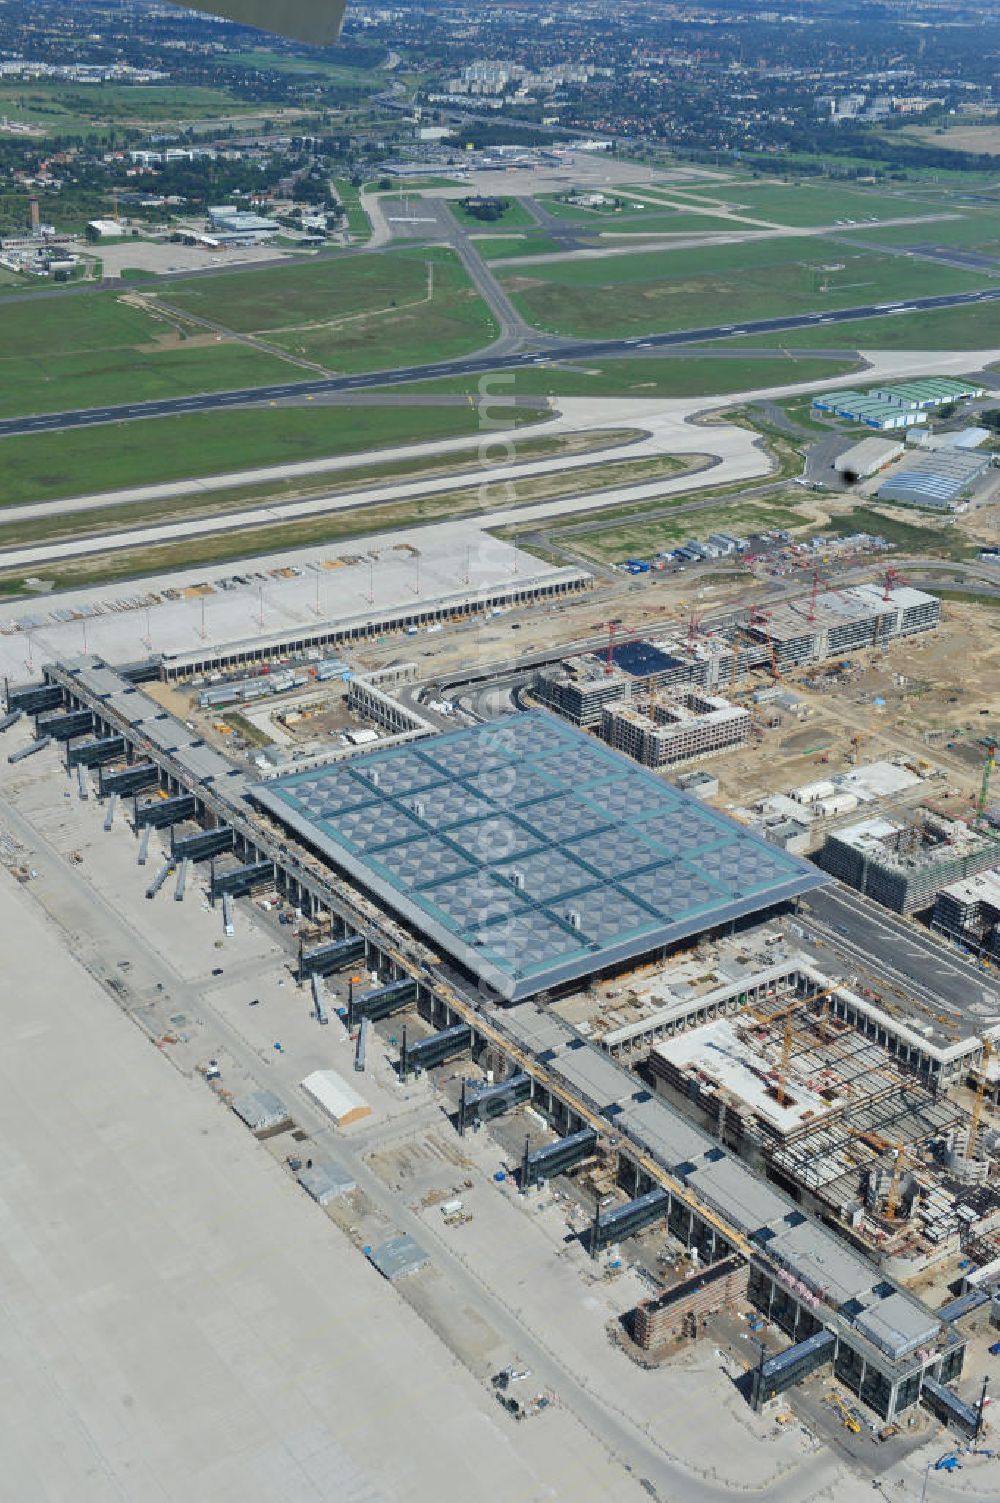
<box><xmin>0</xmin><ymin>824</ymin><xmax>645</xmax><ymax>1503</ymax></box>
<box><xmin>0</xmin><ymin>520</ymin><xmax>570</xmax><ymax>685</ymax></box>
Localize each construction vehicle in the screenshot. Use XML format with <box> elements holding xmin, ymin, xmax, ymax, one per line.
<box><xmin>829</xmin><ymin>1391</ymin><xmax>861</xmax><ymax>1433</ymax></box>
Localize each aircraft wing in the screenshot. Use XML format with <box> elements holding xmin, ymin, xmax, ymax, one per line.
<box><xmin>176</xmin><ymin>2</ymin><xmax>347</xmax><ymax>46</ymax></box>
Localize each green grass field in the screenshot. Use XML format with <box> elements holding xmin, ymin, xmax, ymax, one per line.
<box><xmin>653</xmin><ymin>180</ymin><xmax>939</xmax><ymax>228</ymax></box>
<box><xmin>162</xmin><ymin>247</ymin><xmax>498</xmax><ymax>374</ymax></box>
<box><xmin>0</xmin><ymin>403</ymin><xmax>540</xmax><ymax>506</ymax></box>
<box><xmin>476</xmin><ymin>234</ymin><xmax>563</xmax><ymax>260</ymax></box>
<box><xmin>552</xmin><ymin>498</ymin><xmax>806</xmax><ymax>564</ymax></box>
<box><xmin>233</xmin><ymin>47</ymin><xmax>384</xmax><ymax>85</ymax></box>
<box><xmin>448</xmin><ymin>197</ymin><xmax>534</xmax><ymax>228</ymax></box>
<box><xmin>160</xmin><ymin>253</ymin><xmax>409</xmax><ymax>332</ymax></box>
<box><xmin>824</xmin><ymin>506</ymin><xmax>975</xmax><ymax>560</ymax></box>
<box><xmin>333</xmin><ymin>179</ymin><xmax>372</xmax><ymax>242</ymax></box>
<box><xmin>0</xmin><ymin>81</ymin><xmax>264</xmax><ymax>138</ymax></box>
<box><xmin>0</xmin><ymin>294</ymin><xmax>162</xmax><ymax>360</ymax></box>
<box><xmin>0</xmin><ymin>292</ymin><xmax>307</xmax><ymax>418</ymax></box>
<box><xmin>498</xmin><ymin>236</ymin><xmax>994</xmax><ymax>339</ymax></box>
<box><xmin>388</xmin><ymin>352</ymin><xmax>859</xmax><ymax>400</ymax></box>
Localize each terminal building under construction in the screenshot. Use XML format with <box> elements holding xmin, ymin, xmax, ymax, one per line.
<box><xmin>4</xmin><ymin>634</ymin><xmax>990</xmax><ymax>1435</ymax></box>
<box><xmin>533</xmin><ymin>583</ymin><xmax>941</xmax><ymax>732</ymax></box>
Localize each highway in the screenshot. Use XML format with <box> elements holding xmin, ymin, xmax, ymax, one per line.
<box><xmin>2</xmin><ymin>286</ymin><xmax>999</xmax><ymax>439</ymax></box>
<box><xmin>798</xmin><ymin>881</ymin><xmax>1000</xmax><ymax>1018</ymax></box>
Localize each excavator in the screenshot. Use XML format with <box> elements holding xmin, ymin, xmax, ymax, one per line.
<box><xmin>176</xmin><ymin>2</ymin><xmax>347</xmax><ymax>46</ymax></box>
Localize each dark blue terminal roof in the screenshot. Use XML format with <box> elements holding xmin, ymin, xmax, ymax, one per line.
<box><xmin>252</xmin><ymin>713</ymin><xmax>824</xmax><ymax>1001</ymax></box>
<box><xmin>605</xmin><ymin>640</ymin><xmax>685</xmax><ymax>677</ymax></box>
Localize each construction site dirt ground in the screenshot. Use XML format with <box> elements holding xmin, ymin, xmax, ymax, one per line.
<box><xmin>689</xmin><ymin>601</ymin><xmax>1000</xmax><ymax>815</ymax></box>
<box><xmin>143</xmin><ymin>570</ymin><xmax>1000</xmax><ymax>829</ymax></box>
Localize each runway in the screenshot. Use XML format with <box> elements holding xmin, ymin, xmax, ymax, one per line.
<box><xmin>1</xmin><ymin>286</ymin><xmax>998</xmax><ymax>440</ymax></box>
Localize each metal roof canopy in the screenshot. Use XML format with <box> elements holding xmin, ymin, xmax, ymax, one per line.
<box><xmin>368</xmin><ymin>1234</ymin><xmax>429</xmax><ymax>1282</ymax></box>
<box><xmin>297</xmin><ymin>1160</ymin><xmax>356</xmax><ymax>1204</ymax></box>
<box><xmin>231</xmin><ymin>1090</ymin><xmax>289</xmax><ymax>1132</ymax></box>
<box><xmin>252</xmin><ymin>712</ymin><xmax>825</xmax><ymax>1002</ymax></box>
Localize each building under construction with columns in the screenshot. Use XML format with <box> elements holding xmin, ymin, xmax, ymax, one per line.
<box><xmin>742</xmin><ymin>583</ymin><xmax>941</xmax><ymax>671</ymax></box>
<box><xmin>817</xmin><ymin>810</ymin><xmax>1000</xmax><ymax>914</ymax></box>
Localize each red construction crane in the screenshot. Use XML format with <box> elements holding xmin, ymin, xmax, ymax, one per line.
<box><xmin>807</xmin><ymin>568</ymin><xmax>820</xmax><ymax>624</ymax></box>
<box><xmin>591</xmin><ymin>618</ymin><xmax>624</xmax><ymax>676</ymax></box>
<box><xmin>882</xmin><ymin>565</ymin><xmax>911</xmax><ymax>602</ymax></box>
<box><xmin>687</xmin><ymin>614</ymin><xmax>702</xmax><ymax>653</ymax></box>
<box><xmin>606</xmin><ymin>622</ymin><xmax>617</xmax><ymax>675</ymax></box>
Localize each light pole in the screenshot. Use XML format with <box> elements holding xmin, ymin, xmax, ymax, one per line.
<box><xmin>918</xmin><ymin>1462</ymin><xmax>932</xmax><ymax>1503</ymax></box>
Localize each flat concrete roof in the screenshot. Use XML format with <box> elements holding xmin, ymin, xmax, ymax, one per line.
<box><xmin>0</xmin><ymin>520</ymin><xmax>583</xmax><ymax>686</ymax></box>
<box><xmin>653</xmin><ymin>1017</ymin><xmax>836</xmax><ymax>1134</ymax></box>
<box><xmin>253</xmin><ymin>712</ymin><xmax>824</xmax><ymax>1001</ymax></box>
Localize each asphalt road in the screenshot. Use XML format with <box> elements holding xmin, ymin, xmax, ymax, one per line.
<box><xmin>3</xmin><ymin>286</ymin><xmax>999</xmax><ymax>439</ymax></box>
<box><xmin>798</xmin><ymin>881</ymin><xmax>1000</xmax><ymax>1017</ymax></box>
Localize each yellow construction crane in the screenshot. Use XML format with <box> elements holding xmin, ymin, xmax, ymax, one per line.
<box><xmin>967</xmin><ymin>1037</ymin><xmax>994</xmax><ymax>1161</ymax></box>
<box><xmin>829</xmin><ymin>1391</ymin><xmax>861</xmax><ymax>1434</ymax></box>
<box><xmin>746</xmin><ymin>986</ymin><xmax>840</xmax><ymax>1107</ymax></box>
<box><xmin>884</xmin><ymin>1142</ymin><xmax>908</xmax><ymax>1221</ymax></box>
<box><xmin>839</xmin><ymin>1126</ymin><xmax>913</xmax><ymax>1221</ymax></box>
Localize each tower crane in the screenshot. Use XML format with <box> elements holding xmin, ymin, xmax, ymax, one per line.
<box><xmin>590</xmin><ymin>619</ymin><xmax>624</xmax><ymax>676</ymax></box>
<box><xmin>967</xmin><ymin>1037</ymin><xmax>994</xmax><ymax>1161</ymax></box>
<box><xmin>747</xmin><ymin>985</ymin><xmax>840</xmax><ymax>1108</ymax></box>
<box><xmin>881</xmin><ymin>565</ymin><xmax>911</xmax><ymax>602</ymax></box>
<box><xmin>843</xmin><ymin>1128</ymin><xmax>913</xmax><ymax>1220</ymax></box>
<box><xmin>976</xmin><ymin>743</ymin><xmax>996</xmax><ymax>827</ymax></box>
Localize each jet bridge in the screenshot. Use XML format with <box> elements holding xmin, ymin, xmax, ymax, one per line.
<box><xmin>400</xmin><ymin>1023</ymin><xmax>472</xmax><ymax>1077</ymax></box>
<box><xmin>297</xmin><ymin>935</ymin><xmax>366</xmax><ymax>982</ymax></box>
<box><xmin>67</xmin><ymin>735</ymin><xmax>126</xmax><ymax>768</ymax></box>
<box><xmin>100</xmin><ymin>762</ymin><xmax>159</xmax><ymax>798</ymax></box>
<box><xmin>135</xmin><ymin>793</ymin><xmax>197</xmax><ymax>830</ymax></box>
<box><xmin>522</xmin><ymin>1128</ymin><xmax>598</xmax><ymax>1189</ymax></box>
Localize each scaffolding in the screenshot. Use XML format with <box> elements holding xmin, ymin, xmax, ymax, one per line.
<box><xmin>819</xmin><ymin>811</ymin><xmax>1000</xmax><ymax>914</ymax></box>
